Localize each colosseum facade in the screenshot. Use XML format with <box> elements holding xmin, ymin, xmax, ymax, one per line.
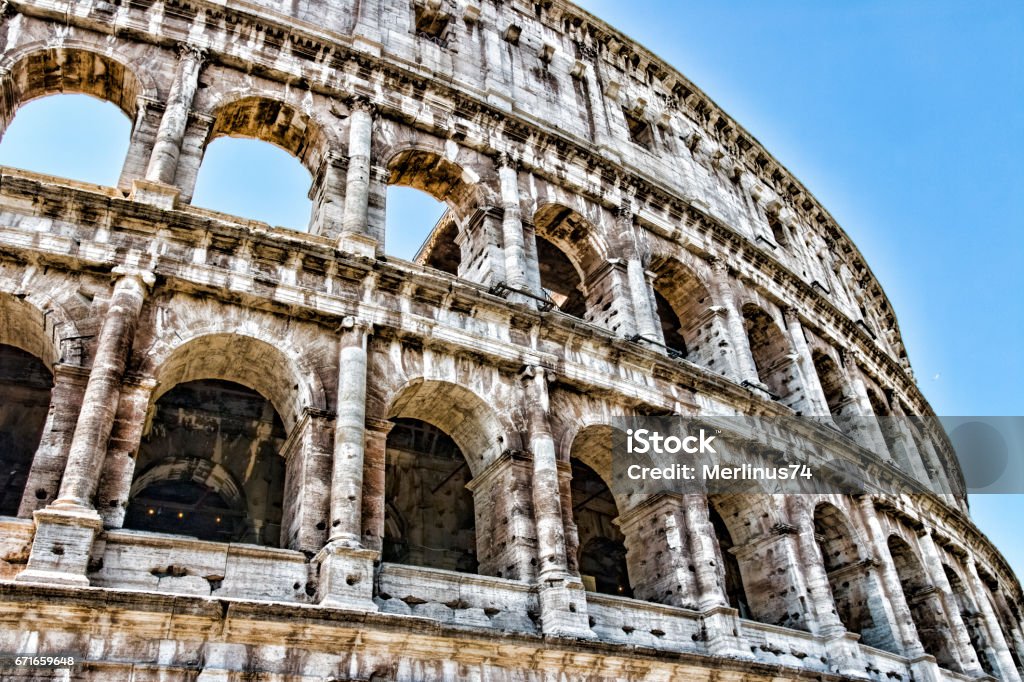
<box><xmin>0</xmin><ymin>0</ymin><xmax>1021</xmax><ymax>679</ymax></box>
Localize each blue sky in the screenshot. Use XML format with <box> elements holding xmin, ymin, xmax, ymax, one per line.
<box><xmin>0</xmin><ymin>1</ymin><xmax>1020</xmax><ymax>577</ymax></box>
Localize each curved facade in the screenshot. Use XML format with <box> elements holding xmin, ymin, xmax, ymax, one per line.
<box><xmin>0</xmin><ymin>0</ymin><xmax>1021</xmax><ymax>679</ymax></box>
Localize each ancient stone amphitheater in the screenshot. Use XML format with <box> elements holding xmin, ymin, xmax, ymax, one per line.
<box><xmin>0</xmin><ymin>0</ymin><xmax>1021</xmax><ymax>679</ymax></box>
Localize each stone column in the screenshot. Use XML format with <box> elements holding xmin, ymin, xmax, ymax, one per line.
<box><xmin>54</xmin><ymin>270</ymin><xmax>152</xmax><ymax>510</ymax></box>
<box><xmin>360</xmin><ymin>418</ymin><xmax>394</xmax><ymax>553</ymax></box>
<box><xmin>916</xmin><ymin>529</ymin><xmax>985</xmax><ymax>676</ymax></box>
<box><xmin>134</xmin><ymin>44</ymin><xmax>205</xmax><ymax>208</ymax></box>
<box><xmin>964</xmin><ymin>558</ymin><xmax>1023</xmax><ymax>682</ymax></box>
<box><xmin>338</xmin><ymin>98</ymin><xmax>378</xmax><ymax>258</ymax></box>
<box><xmin>707</xmin><ymin>257</ymin><xmax>759</xmax><ymax>385</ymax></box>
<box><xmin>496</xmin><ymin>154</ymin><xmax>531</xmax><ymax>294</ymax></box>
<box><xmin>17</xmin><ymin>268</ymin><xmax>153</xmax><ymax>586</ymax></box>
<box><xmin>837</xmin><ymin>351</ymin><xmax>892</xmax><ymax>461</ymax></box>
<box><xmin>315</xmin><ymin>316</ymin><xmax>376</xmax><ymax>611</ymax></box>
<box><xmin>278</xmin><ymin>408</ymin><xmax>335</xmax><ymax>555</ymax></box>
<box><xmin>117</xmin><ymin>97</ymin><xmax>162</xmax><ymax>192</ymax></box>
<box><xmin>465</xmin><ymin>451</ymin><xmax>537</xmax><ymax>581</ymax></box>
<box><xmin>617</xmin><ymin>205</ymin><xmax>662</xmax><ymax>344</ymax></box>
<box><xmin>521</xmin><ymin>366</ymin><xmax>591</xmax><ymax>637</ymax></box>
<box><xmin>680</xmin><ymin>494</ymin><xmax>749</xmax><ymax>658</ymax></box>
<box><xmin>617</xmin><ymin>494</ymin><xmax>696</xmax><ymax>607</ymax></box>
<box><xmin>308</xmin><ymin>151</ymin><xmax>348</xmax><ymax>240</ymax></box>
<box><xmin>17</xmin><ymin>365</ymin><xmax>90</xmax><ymax>516</ymax></box>
<box><xmin>856</xmin><ymin>497</ymin><xmax>931</xmax><ymax>659</ymax></box>
<box><xmin>789</xmin><ymin>500</ymin><xmax>867</xmax><ymax>677</ymax></box>
<box><xmin>457</xmin><ymin>207</ymin><xmax>506</xmax><ymax>286</ymax></box>
<box><xmin>780</xmin><ymin>306</ymin><xmax>831</xmax><ymax>416</ymax></box>
<box><xmin>94</xmin><ymin>376</ymin><xmax>159</xmax><ymax>529</ymax></box>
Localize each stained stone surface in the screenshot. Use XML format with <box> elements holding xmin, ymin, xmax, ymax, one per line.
<box><xmin>0</xmin><ymin>0</ymin><xmax>1021</xmax><ymax>679</ymax></box>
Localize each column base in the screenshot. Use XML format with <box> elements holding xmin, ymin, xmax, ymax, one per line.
<box><xmin>337</xmin><ymin>231</ymin><xmax>379</xmax><ymax>259</ymax></box>
<box><xmin>16</xmin><ymin>506</ymin><xmax>102</xmax><ymax>587</ymax></box>
<box><xmin>130</xmin><ymin>179</ymin><xmax>181</xmax><ymax>210</ymax></box>
<box><xmin>537</xmin><ymin>580</ymin><xmax>595</xmax><ymax>639</ymax></box>
<box><xmin>824</xmin><ymin>631</ymin><xmax>869</xmax><ymax>678</ymax></box>
<box><xmin>315</xmin><ymin>541</ymin><xmax>378</xmax><ymax>612</ymax></box>
<box><xmin>907</xmin><ymin>654</ymin><xmax>942</xmax><ymax>682</ymax></box>
<box><xmin>701</xmin><ymin>605</ymin><xmax>751</xmax><ymax>658</ymax></box>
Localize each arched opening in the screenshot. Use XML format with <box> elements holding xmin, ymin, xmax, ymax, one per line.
<box><xmin>0</xmin><ymin>344</ymin><xmax>53</xmax><ymax>516</ymax></box>
<box><xmin>983</xmin><ymin>578</ymin><xmax>1024</xmax><ymax>671</ymax></box>
<box><xmin>536</xmin><ymin>236</ymin><xmax>587</xmax><ymax>317</ymax></box>
<box><xmin>533</xmin><ymin>204</ymin><xmax>602</xmax><ymax>323</ymax></box>
<box><xmin>385</xmin><ymin>185</ymin><xmax>453</xmax><ymax>272</ymax></box>
<box><xmin>381</xmin><ymin>379</ymin><xmax>509</xmax><ymax>578</ymax></box>
<box><xmin>0</xmin><ymin>94</ymin><xmax>130</xmax><ymax>186</ymax></box>
<box><xmin>944</xmin><ymin>564</ymin><xmax>996</xmax><ymax>676</ymax></box>
<box><xmin>383</xmin><ymin>417</ymin><xmax>476</xmax><ymax>572</ymax></box>
<box><xmin>569</xmin><ymin>458</ymin><xmax>630</xmax><ymax>597</ymax></box>
<box><xmin>124</xmin><ymin>380</ymin><xmax>287</xmax><ymax>546</ymax></box>
<box><xmin>192</xmin><ymin>97</ymin><xmax>327</xmax><ymax>231</ymax></box>
<box><xmin>386</xmin><ymin>150</ymin><xmax>478</xmax><ymax>275</ymax></box>
<box><xmin>708</xmin><ymin>504</ymin><xmax>750</xmax><ymax>618</ymax></box>
<box><xmin>813</xmin><ymin>503</ymin><xmax>895</xmax><ymax>650</ymax></box>
<box><xmin>888</xmin><ymin>535</ymin><xmax>960</xmax><ymax>670</ymax></box>
<box><xmin>650</xmin><ymin>258</ymin><xmax>715</xmax><ymax>368</ymax></box>
<box><xmin>654</xmin><ymin>290</ymin><xmax>687</xmax><ymax>355</ymax></box>
<box><xmin>191</xmin><ymin>138</ymin><xmax>313</xmax><ymax>230</ymax></box>
<box><xmin>813</xmin><ymin>350</ymin><xmax>846</xmax><ymax>417</ymax></box>
<box><xmin>743</xmin><ymin>305</ymin><xmax>795</xmax><ymax>406</ymax></box>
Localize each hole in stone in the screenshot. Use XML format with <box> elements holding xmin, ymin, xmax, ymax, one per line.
<box><xmin>35</xmin><ymin>489</ymin><xmax>48</xmax><ymax>500</ymax></box>
<box><xmin>345</xmin><ymin>574</ymin><xmax>359</xmax><ymax>586</ymax></box>
<box><xmin>569</xmin><ymin>604</ymin><xmax>576</xmax><ymax>613</ymax></box>
<box><xmin>51</xmin><ymin>546</ymin><xmax>64</xmax><ymax>556</ymax></box>
<box><xmin>316</xmin><ymin>521</ymin><xmax>326</xmax><ymax>531</ymax></box>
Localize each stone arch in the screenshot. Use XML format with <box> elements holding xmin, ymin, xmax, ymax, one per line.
<box><xmin>566</xmin><ymin>424</ymin><xmax>632</xmax><ymax>598</ymax></box>
<box><xmin>140</xmin><ymin>319</ymin><xmax>327</xmax><ymax>430</ymax></box>
<box><xmin>0</xmin><ymin>292</ymin><xmax>62</xmax><ymax>369</ymax></box>
<box><xmin>384</xmin><ymin>146</ymin><xmax>485</xmax><ymax>223</ymax></box>
<box><xmin>0</xmin><ymin>45</ymin><xmax>155</xmax><ymax>138</ymax></box>
<box><xmin>384</xmin><ymin>378</ymin><xmax>505</xmax><ymax>479</ymax></box>
<box><xmin>648</xmin><ymin>256</ymin><xmax>715</xmax><ymax>367</ymax></box>
<box><xmin>943</xmin><ymin>563</ymin><xmax>996</xmax><ymax>676</ymax></box>
<box><xmin>707</xmin><ymin>501</ymin><xmax>751</xmax><ymax>619</ymax></box>
<box><xmin>125</xmin><ymin>380</ymin><xmax>288</xmax><ymax>547</ymax></box>
<box><xmin>887</xmin><ymin>534</ymin><xmax>960</xmax><ymax>670</ymax></box>
<box><xmin>741</xmin><ymin>303</ymin><xmax>796</xmax><ymax>406</ymax></box>
<box><xmin>381</xmin><ymin>379</ymin><xmax>507</xmax><ymax>577</ymax></box>
<box><xmin>532</xmin><ymin>203</ymin><xmax>610</xmax><ymax>322</ymax></box>
<box><xmin>811</xmin><ymin>348</ymin><xmax>843</xmax><ymax>417</ymax></box>
<box><xmin>204</xmin><ymin>95</ymin><xmax>331</xmax><ymax>178</ymax></box>
<box><xmin>813</xmin><ymin>501</ymin><xmax>895</xmax><ymax>650</ymax></box>
<box><xmin>144</xmin><ymin>332</ymin><xmax>321</xmax><ymax>433</ymax></box>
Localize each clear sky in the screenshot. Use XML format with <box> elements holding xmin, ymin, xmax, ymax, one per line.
<box><xmin>0</xmin><ymin>1</ymin><xmax>1020</xmax><ymax>577</ymax></box>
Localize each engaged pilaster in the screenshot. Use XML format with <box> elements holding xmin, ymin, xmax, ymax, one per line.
<box><xmin>707</xmin><ymin>257</ymin><xmax>760</xmax><ymax>385</ymax></box>
<box><xmin>133</xmin><ymin>44</ymin><xmax>206</xmax><ymax>208</ymax></box>
<box><xmin>521</xmin><ymin>365</ymin><xmax>592</xmax><ymax>637</ymax></box>
<box><xmin>338</xmin><ymin>98</ymin><xmax>378</xmax><ymax>258</ymax></box>
<box><xmin>17</xmin><ymin>268</ymin><xmax>153</xmax><ymax>586</ymax></box>
<box><xmin>315</xmin><ymin>316</ymin><xmax>377</xmax><ymax>611</ymax></box>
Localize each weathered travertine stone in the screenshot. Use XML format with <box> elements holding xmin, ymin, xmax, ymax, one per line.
<box><xmin>0</xmin><ymin>0</ymin><xmax>1020</xmax><ymax>678</ymax></box>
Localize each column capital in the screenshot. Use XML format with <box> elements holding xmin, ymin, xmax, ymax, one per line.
<box><xmin>707</xmin><ymin>255</ymin><xmax>730</xmax><ymax>275</ymax></box>
<box><xmin>110</xmin><ymin>265</ymin><xmax>156</xmax><ymax>290</ymax></box>
<box><xmin>519</xmin><ymin>364</ymin><xmax>556</xmax><ymax>385</ymax></box>
<box><xmin>495</xmin><ymin>150</ymin><xmax>520</xmax><ymax>171</ymax></box>
<box><xmin>176</xmin><ymin>42</ymin><xmax>209</xmax><ymax>64</ymax></box>
<box><xmin>337</xmin><ymin>315</ymin><xmax>372</xmax><ymax>336</ymax></box>
<box><xmin>347</xmin><ymin>95</ymin><xmax>377</xmax><ymax>117</ymax></box>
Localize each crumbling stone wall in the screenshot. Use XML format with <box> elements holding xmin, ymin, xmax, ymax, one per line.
<box><xmin>0</xmin><ymin>0</ymin><xmax>1020</xmax><ymax>679</ymax></box>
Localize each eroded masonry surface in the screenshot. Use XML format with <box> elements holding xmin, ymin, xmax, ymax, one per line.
<box><xmin>0</xmin><ymin>0</ymin><xmax>1021</xmax><ymax>680</ymax></box>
